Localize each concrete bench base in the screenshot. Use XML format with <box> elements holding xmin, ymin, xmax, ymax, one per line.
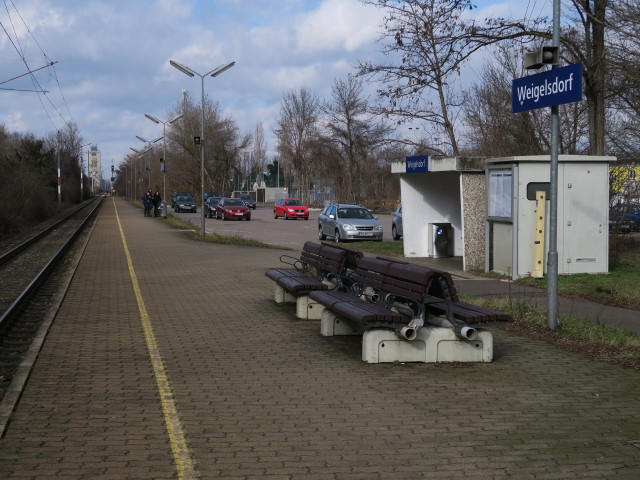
<box><xmin>320</xmin><ymin>310</ymin><xmax>366</xmax><ymax>336</ymax></box>
<box><xmin>274</xmin><ymin>285</ymin><xmax>331</xmax><ymax>320</ymax></box>
<box><xmin>362</xmin><ymin>327</ymin><xmax>493</xmax><ymax>364</ymax></box>
<box><xmin>296</xmin><ymin>296</ymin><xmax>323</xmax><ymax>320</ymax></box>
<box><xmin>273</xmin><ymin>285</ymin><xmax>297</xmax><ymax>304</ymax></box>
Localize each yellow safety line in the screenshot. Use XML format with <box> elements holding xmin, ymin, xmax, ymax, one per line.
<box><xmin>113</xmin><ymin>198</ymin><xmax>199</xmax><ymax>479</ymax></box>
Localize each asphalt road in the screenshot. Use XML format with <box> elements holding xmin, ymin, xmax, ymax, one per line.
<box><xmin>171</xmin><ymin>204</ymin><xmax>397</xmax><ymax>248</ymax></box>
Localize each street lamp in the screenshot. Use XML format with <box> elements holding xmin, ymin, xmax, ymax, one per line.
<box><xmin>145</xmin><ymin>112</ymin><xmax>183</xmax><ymax>216</ymax></box>
<box><xmin>78</xmin><ymin>142</ymin><xmax>92</xmax><ymax>201</ymax></box>
<box><xmin>130</xmin><ymin>146</ymin><xmax>152</xmax><ymax>199</ymax></box>
<box><xmin>135</xmin><ymin>136</ymin><xmax>162</xmax><ymax>189</ymax></box>
<box><xmin>169</xmin><ymin>59</ymin><xmax>235</xmax><ymax>237</ymax></box>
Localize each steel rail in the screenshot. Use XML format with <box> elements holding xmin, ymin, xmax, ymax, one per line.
<box><xmin>0</xmin><ymin>197</ymin><xmax>99</xmax><ymax>268</ymax></box>
<box><xmin>0</xmin><ymin>197</ymin><xmax>104</xmax><ymax>331</ymax></box>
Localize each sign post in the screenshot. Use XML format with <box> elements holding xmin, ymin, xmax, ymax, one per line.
<box><xmin>511</xmin><ymin>0</ymin><xmax>581</xmax><ymax>330</ymax></box>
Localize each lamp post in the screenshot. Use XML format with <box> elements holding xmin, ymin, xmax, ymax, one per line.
<box><xmin>134</xmin><ymin>136</ymin><xmax>162</xmax><ymax>190</ymax></box>
<box><xmin>130</xmin><ymin>146</ymin><xmax>151</xmax><ymax>198</ymax></box>
<box><xmin>145</xmin><ymin>113</ymin><xmax>183</xmax><ymax>217</ymax></box>
<box><xmin>170</xmin><ymin>59</ymin><xmax>235</xmax><ymax>237</ymax></box>
<box><xmin>78</xmin><ymin>142</ymin><xmax>92</xmax><ymax>201</ymax></box>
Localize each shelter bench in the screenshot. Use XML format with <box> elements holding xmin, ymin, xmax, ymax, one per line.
<box><xmin>265</xmin><ymin>241</ymin><xmax>352</xmax><ymax>319</ymax></box>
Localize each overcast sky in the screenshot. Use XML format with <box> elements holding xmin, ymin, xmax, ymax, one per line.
<box><xmin>1</xmin><ymin>0</ymin><xmax>534</xmax><ymax>178</ymax></box>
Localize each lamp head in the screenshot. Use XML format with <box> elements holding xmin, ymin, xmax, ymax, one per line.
<box><xmin>211</xmin><ymin>61</ymin><xmax>235</xmax><ymax>77</ymax></box>
<box><xmin>170</xmin><ymin>60</ymin><xmax>196</xmax><ymax>77</ymax></box>
<box><xmin>145</xmin><ymin>114</ymin><xmax>160</xmax><ymax>124</ymax></box>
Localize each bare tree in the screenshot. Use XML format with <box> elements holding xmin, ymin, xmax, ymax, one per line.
<box><xmin>253</xmin><ymin>122</ymin><xmax>267</xmax><ymax>187</ymax></box>
<box><xmin>321</xmin><ymin>75</ymin><xmax>392</xmax><ymax>203</ymax></box>
<box><xmin>358</xmin><ymin>0</ymin><xmax>627</xmax><ymax>157</ymax></box>
<box><xmin>464</xmin><ymin>41</ymin><xmax>590</xmax><ymax>156</ymax></box>
<box><xmin>166</xmin><ymin>92</ymin><xmax>249</xmax><ymax>197</ymax></box>
<box><xmin>275</xmin><ymin>87</ymin><xmax>321</xmax><ymax>202</ymax></box>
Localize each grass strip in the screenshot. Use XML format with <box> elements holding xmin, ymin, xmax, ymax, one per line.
<box><xmin>463</xmin><ymin>295</ymin><xmax>640</xmax><ymax>369</ymax></box>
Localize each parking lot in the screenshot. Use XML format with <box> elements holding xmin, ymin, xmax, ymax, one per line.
<box><xmin>171</xmin><ymin>203</ymin><xmax>397</xmax><ymax>248</ymax></box>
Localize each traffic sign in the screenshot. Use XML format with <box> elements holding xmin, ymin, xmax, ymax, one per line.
<box><xmin>512</xmin><ymin>63</ymin><xmax>582</xmax><ymax>113</ymax></box>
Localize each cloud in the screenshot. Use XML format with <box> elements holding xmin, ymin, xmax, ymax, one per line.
<box><xmin>295</xmin><ymin>0</ymin><xmax>382</xmax><ymax>54</ymax></box>
<box><xmin>0</xmin><ymin>0</ymin><xmax>383</xmax><ymax>176</ymax></box>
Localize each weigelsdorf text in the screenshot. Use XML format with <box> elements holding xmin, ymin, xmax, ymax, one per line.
<box><xmin>516</xmin><ymin>73</ymin><xmax>575</xmax><ymax>105</ymax></box>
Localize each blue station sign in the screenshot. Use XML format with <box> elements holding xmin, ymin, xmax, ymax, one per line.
<box><xmin>512</xmin><ymin>63</ymin><xmax>583</xmax><ymax>113</ymax></box>
<box><xmin>406</xmin><ymin>155</ymin><xmax>429</xmax><ymax>173</ymax></box>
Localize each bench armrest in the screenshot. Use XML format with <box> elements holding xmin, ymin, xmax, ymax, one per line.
<box><xmin>278</xmin><ymin>254</ymin><xmax>306</xmax><ymax>273</ymax></box>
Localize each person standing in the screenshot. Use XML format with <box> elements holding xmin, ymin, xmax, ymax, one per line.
<box><xmin>143</xmin><ymin>190</ymin><xmax>153</xmax><ymax>217</ymax></box>
<box><xmin>152</xmin><ymin>190</ymin><xmax>162</xmax><ymax>217</ymax></box>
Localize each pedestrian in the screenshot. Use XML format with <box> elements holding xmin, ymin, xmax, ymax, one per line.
<box><xmin>143</xmin><ymin>190</ymin><xmax>153</xmax><ymax>217</ymax></box>
<box><xmin>152</xmin><ymin>190</ymin><xmax>161</xmax><ymax>217</ymax></box>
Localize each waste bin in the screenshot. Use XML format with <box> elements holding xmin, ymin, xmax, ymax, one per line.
<box><xmin>432</xmin><ymin>223</ymin><xmax>453</xmax><ymax>258</ymax></box>
<box><xmin>160</xmin><ymin>201</ymin><xmax>167</xmax><ymax>218</ymax></box>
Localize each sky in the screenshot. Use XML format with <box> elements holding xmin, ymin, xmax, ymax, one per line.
<box><xmin>1</xmin><ymin>0</ymin><xmax>537</xmax><ymax>179</ymax></box>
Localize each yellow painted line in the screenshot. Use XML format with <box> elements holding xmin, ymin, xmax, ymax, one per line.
<box><xmin>113</xmin><ymin>198</ymin><xmax>199</xmax><ymax>479</ymax></box>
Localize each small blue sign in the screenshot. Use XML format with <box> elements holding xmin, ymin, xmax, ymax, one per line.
<box><xmin>512</xmin><ymin>63</ymin><xmax>583</xmax><ymax>113</ymax></box>
<box><xmin>406</xmin><ymin>155</ymin><xmax>429</xmax><ymax>173</ymax></box>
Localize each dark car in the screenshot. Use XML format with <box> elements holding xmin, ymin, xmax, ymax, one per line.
<box><xmin>216</xmin><ymin>197</ymin><xmax>251</xmax><ymax>221</ymax></box>
<box><xmin>236</xmin><ymin>193</ymin><xmax>256</xmax><ymax>210</ymax></box>
<box><xmin>204</xmin><ymin>196</ymin><xmax>222</xmax><ymax>218</ymax></box>
<box><xmin>171</xmin><ymin>191</ymin><xmax>189</xmax><ymax>209</ymax></box>
<box><xmin>204</xmin><ymin>192</ymin><xmax>222</xmax><ymax>202</ymax></box>
<box><xmin>609</xmin><ymin>203</ymin><xmax>639</xmax><ymax>233</ymax></box>
<box><xmin>274</xmin><ymin>198</ymin><xmax>309</xmax><ymax>220</ymax></box>
<box><xmin>624</xmin><ymin>204</ymin><xmax>640</xmax><ymax>231</ymax></box>
<box><xmin>318</xmin><ymin>204</ymin><xmax>382</xmax><ymax>242</ymax></box>
<box><xmin>392</xmin><ymin>203</ymin><xmax>403</xmax><ymax>240</ymax></box>
<box><xmin>174</xmin><ymin>195</ymin><xmax>197</xmax><ymax>213</ymax></box>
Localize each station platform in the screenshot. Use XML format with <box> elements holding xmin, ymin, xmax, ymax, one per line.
<box><xmin>1</xmin><ymin>197</ymin><xmax>639</xmax><ymax>479</ymax></box>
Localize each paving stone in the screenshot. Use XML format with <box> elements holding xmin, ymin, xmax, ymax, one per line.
<box><xmin>0</xmin><ymin>197</ymin><xmax>639</xmax><ymax>479</ymax></box>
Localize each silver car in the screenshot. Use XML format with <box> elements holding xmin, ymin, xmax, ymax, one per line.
<box><xmin>318</xmin><ymin>204</ymin><xmax>383</xmax><ymax>242</ymax></box>
<box><xmin>392</xmin><ymin>203</ymin><xmax>403</xmax><ymax>240</ymax></box>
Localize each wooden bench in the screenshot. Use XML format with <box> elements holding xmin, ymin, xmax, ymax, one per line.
<box><xmin>308</xmin><ymin>256</ymin><xmax>511</xmax><ymax>363</ymax></box>
<box><xmin>310</xmin><ymin>256</ymin><xmax>459</xmax><ymax>339</ymax></box>
<box><xmin>265</xmin><ymin>241</ymin><xmax>349</xmax><ymax>319</ymax></box>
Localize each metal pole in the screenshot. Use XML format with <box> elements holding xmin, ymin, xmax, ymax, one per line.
<box><xmin>547</xmin><ymin>0</ymin><xmax>561</xmax><ymax>330</ymax></box>
<box><xmin>80</xmin><ymin>149</ymin><xmax>84</xmax><ymax>201</ymax></box>
<box><xmin>200</xmin><ymin>74</ymin><xmax>206</xmax><ymax>237</ymax></box>
<box><xmin>162</xmin><ymin>123</ymin><xmax>167</xmax><ymax>218</ymax></box>
<box><xmin>162</xmin><ymin>123</ymin><xmax>166</xmax><ymax>202</ymax></box>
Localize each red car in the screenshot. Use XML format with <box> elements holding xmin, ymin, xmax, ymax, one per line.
<box><xmin>215</xmin><ymin>197</ymin><xmax>251</xmax><ymax>221</ymax></box>
<box><xmin>274</xmin><ymin>198</ymin><xmax>309</xmax><ymax>220</ymax></box>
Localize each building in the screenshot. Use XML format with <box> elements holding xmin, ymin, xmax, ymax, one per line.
<box><xmin>392</xmin><ymin>154</ymin><xmax>616</xmax><ymax>278</ymax></box>
<box><xmin>88</xmin><ymin>145</ymin><xmax>102</xmax><ymax>195</ymax></box>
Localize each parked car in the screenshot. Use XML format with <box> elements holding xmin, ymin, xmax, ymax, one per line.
<box><xmin>204</xmin><ymin>192</ymin><xmax>222</xmax><ymax>203</ymax></box>
<box><xmin>318</xmin><ymin>204</ymin><xmax>383</xmax><ymax>242</ymax></box>
<box><xmin>274</xmin><ymin>198</ymin><xmax>309</xmax><ymax>220</ymax></box>
<box><xmin>204</xmin><ymin>196</ymin><xmax>222</xmax><ymax>218</ymax></box>
<box><xmin>174</xmin><ymin>195</ymin><xmax>197</xmax><ymax>213</ymax></box>
<box><xmin>624</xmin><ymin>204</ymin><xmax>640</xmax><ymax>231</ymax></box>
<box><xmin>236</xmin><ymin>193</ymin><xmax>256</xmax><ymax>210</ymax></box>
<box><xmin>171</xmin><ymin>191</ymin><xmax>189</xmax><ymax>209</ymax></box>
<box><xmin>392</xmin><ymin>203</ymin><xmax>403</xmax><ymax>240</ymax></box>
<box><xmin>216</xmin><ymin>197</ymin><xmax>251</xmax><ymax>221</ymax></box>
<box><xmin>609</xmin><ymin>203</ymin><xmax>639</xmax><ymax>233</ymax></box>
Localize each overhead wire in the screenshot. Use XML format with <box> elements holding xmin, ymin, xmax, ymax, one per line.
<box><xmin>7</xmin><ymin>0</ymin><xmax>75</xmax><ymax>123</ymax></box>
<box><xmin>1</xmin><ymin>0</ymin><xmax>75</xmax><ymax>129</ymax></box>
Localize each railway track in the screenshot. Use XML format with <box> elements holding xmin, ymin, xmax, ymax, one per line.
<box><xmin>0</xmin><ymin>197</ymin><xmax>104</xmax><ymax>410</ymax></box>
